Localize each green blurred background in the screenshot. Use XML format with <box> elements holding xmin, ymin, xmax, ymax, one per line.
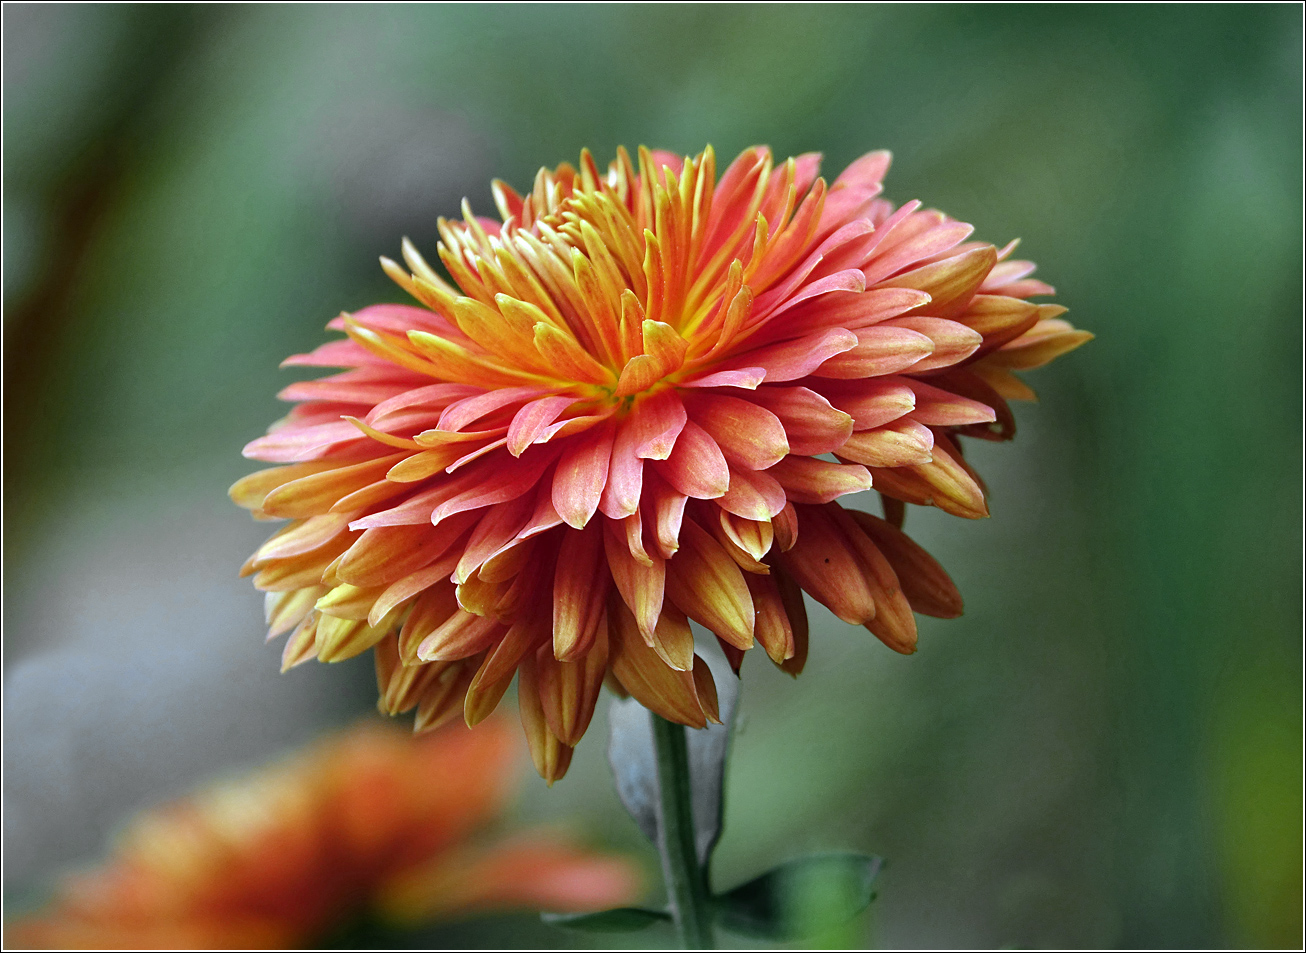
<box><xmin>4</xmin><ymin>4</ymin><xmax>1301</xmax><ymax>948</ymax></box>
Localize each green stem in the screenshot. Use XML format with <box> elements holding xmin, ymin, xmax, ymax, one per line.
<box><xmin>651</xmin><ymin>713</ymin><xmax>715</xmax><ymax>949</ymax></box>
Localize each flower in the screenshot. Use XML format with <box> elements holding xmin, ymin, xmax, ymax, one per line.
<box><xmin>230</xmin><ymin>146</ymin><xmax>1090</xmax><ymax>781</ymax></box>
<box><xmin>5</xmin><ymin>719</ymin><xmax>642</xmax><ymax>949</ymax></box>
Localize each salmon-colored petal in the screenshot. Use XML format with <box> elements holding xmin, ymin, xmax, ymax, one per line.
<box><xmin>627</xmin><ymin>389</ymin><xmax>688</xmax><ymax>460</ymax></box>
<box><xmin>598</xmin><ymin>420</ymin><xmax>644</xmax><ymax>519</ymax></box>
<box><xmin>747</xmin><ymin>572</ymin><xmax>795</xmax><ymax>664</ymax></box>
<box><xmin>507</xmin><ymin>396</ymin><xmax>579</xmax><ymax>456</ymax></box>
<box><xmin>881</xmin><ymin>316</ymin><xmax>982</xmax><ymax>371</ymax></box>
<box><xmin>865</xmin><ymin>432</ymin><xmax>988</xmax><ymax>519</ymax></box>
<box><xmin>717</xmin><ymin>466</ymin><xmax>786</xmax><ymax>520</ymax></box>
<box><xmin>879</xmin><ymin>244</ymin><xmax>996</xmax><ymax>319</ymax></box>
<box><xmin>839</xmin><ymin>418</ymin><xmax>935</xmax><ymax>468</ymax></box>
<box><xmin>689</xmin><ymin>393</ymin><xmax>788</xmax><ymax>470</ymax></box>
<box><xmin>656</xmin><ymin>420</ymin><xmax>729</xmax><ymax>499</ymax></box>
<box><xmin>724</xmin><ymin>328</ymin><xmax>857</xmax><ymax>383</ymax></box>
<box><xmin>811</xmin><ymin>377</ymin><xmax>915</xmax><ymax>430</ymax></box>
<box><xmin>904</xmin><ymin>379</ymin><xmax>997</xmax><ymax>427</ymax></box>
<box><xmin>552</xmin><ymin>425</ymin><xmax>614</xmax><ymax>529</ymax></box>
<box><xmin>813</xmin><ymin>325</ymin><xmax>933</xmax><ymax>379</ymax></box>
<box><xmin>748</xmin><ymin>386</ymin><xmax>853</xmax><ymax>455</ymax></box>
<box><xmin>536</xmin><ymin>615</ymin><xmax>609</xmax><ymax>746</ymax></box>
<box><xmin>766</xmin><ymin>456</ymin><xmax>873</xmax><ymax>504</ymax></box>
<box><xmin>518</xmin><ymin>653</ymin><xmax>574</xmax><ymax>785</ymax></box>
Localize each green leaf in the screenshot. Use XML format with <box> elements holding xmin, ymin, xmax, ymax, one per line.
<box><xmin>541</xmin><ymin>906</ymin><xmax>672</xmax><ymax>933</ymax></box>
<box><xmin>714</xmin><ymin>851</ymin><xmax>883</xmax><ymax>939</ymax></box>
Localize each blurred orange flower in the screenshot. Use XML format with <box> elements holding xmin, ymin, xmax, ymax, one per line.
<box><xmin>5</xmin><ymin>719</ymin><xmax>641</xmax><ymax>950</ymax></box>
<box><xmin>232</xmin><ymin>145</ymin><xmax>1090</xmax><ymax>780</ymax></box>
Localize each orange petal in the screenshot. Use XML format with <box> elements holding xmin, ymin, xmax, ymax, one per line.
<box><xmin>812</xmin><ymin>377</ymin><xmax>915</xmax><ymax>430</ymax></box>
<box><xmin>880</xmin><ymin>244</ymin><xmax>997</xmax><ymax>319</ymax></box>
<box><xmin>747</xmin><ymin>386</ymin><xmax>852</xmax><ymax>456</ymax></box>
<box><xmin>777</xmin><ymin>503</ymin><xmax>876</xmax><ymax>625</ymax></box>
<box><xmin>812</xmin><ymin>325</ymin><xmax>933</xmax><ymax>379</ymax></box>
<box><xmin>882</xmin><ymin>316</ymin><xmax>982</xmax><ymax>372</ymax></box>
<box><xmin>603</xmin><ymin>519</ymin><xmax>665</xmax><ymax>640</ymax></box>
<box><xmin>260</xmin><ymin>455</ymin><xmax>405</xmax><ymax>518</ymax></box>
<box><xmin>747</xmin><ymin>572</ymin><xmax>795</xmax><ymax>664</ymax></box>
<box><xmin>626</xmin><ymin>389</ymin><xmax>688</xmax><ymax>461</ymax></box>
<box><xmin>717</xmin><ymin>466</ymin><xmax>786</xmax><ymax>521</ymax></box>
<box><xmin>865</xmin><ymin>431</ymin><xmax>987</xmax><ymax>519</ymax></box>
<box><xmin>848</xmin><ymin>509</ymin><xmax>963</xmax><ymax>618</ymax></box>
<box><xmin>518</xmin><ymin>654</ymin><xmax>574</xmax><ymax>784</ymax></box>
<box><xmin>552</xmin><ymin>525</ymin><xmax>610</xmax><ymax>661</ymax></box>
<box><xmin>663</xmin><ymin>518</ymin><xmax>754</xmax><ymax>649</ymax></box>
<box><xmin>338</xmin><ymin>512</ymin><xmax>478</xmax><ymax>587</ymax></box>
<box><xmin>774</xmin><ymin>562</ymin><xmax>810</xmax><ymax>677</ymax></box>
<box><xmin>607</xmin><ymin>600</ymin><xmax>707</xmax><ymax>727</ymax></box>
<box><xmin>536</xmin><ymin>614</ymin><xmax>609</xmax><ymax>745</ymax></box>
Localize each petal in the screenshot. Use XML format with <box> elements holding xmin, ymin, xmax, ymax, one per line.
<box><xmin>642</xmin><ymin>469</ymin><xmax>688</xmax><ymax>559</ymax></box>
<box><xmin>663</xmin><ymin>518</ymin><xmax>754</xmax><ymax>649</ymax></box>
<box><xmin>338</xmin><ymin>512</ymin><xmax>478</xmax><ymax>587</ymax></box>
<box><xmin>507</xmin><ymin>396</ymin><xmax>579</xmax><ymax>456</ymax></box>
<box><xmin>603</xmin><ymin>519</ymin><xmax>665</xmax><ymax>640</ymax></box>
<box><xmin>656</xmin><ymin>420</ymin><xmax>729</xmax><ymax>499</ymax></box>
<box><xmin>748</xmin><ymin>386</ymin><xmax>853</xmax><ymax>455</ymax></box>
<box><xmin>881</xmin><ymin>316</ymin><xmax>982</xmax><ymax>372</ymax></box>
<box><xmin>746</xmin><ymin>572</ymin><xmax>795</xmax><ymax>664</ymax></box>
<box><xmin>517</xmin><ymin>655</ymin><xmax>574</xmax><ymax>784</ymax></box>
<box><xmin>812</xmin><ymin>325</ymin><xmax>933</xmax><ymax>379</ymax></box>
<box><xmin>687</xmin><ymin>394</ymin><xmax>789</xmax><ymax>470</ymax></box>
<box><xmin>878</xmin><ymin>244</ymin><xmax>996</xmax><ymax>319</ymax></box>
<box><xmin>257</xmin><ymin>455</ymin><xmax>404</xmax><ymax>519</ymax></box>
<box><xmin>865</xmin><ymin>432</ymin><xmax>988</xmax><ymax>519</ymax></box>
<box><xmin>848</xmin><ymin>509</ymin><xmax>962</xmax><ymax>618</ymax></box>
<box><xmin>778</xmin><ymin>504</ymin><xmax>877</xmax><ymax>624</ymax></box>
<box><xmin>766</xmin><ymin>456</ymin><xmax>873</xmax><ymax>504</ymax></box>
<box><xmin>607</xmin><ymin>599</ymin><xmax>707</xmax><ymax>728</ymax></box>
<box><xmin>724</xmin><ymin>328</ymin><xmax>857</xmax><ymax>383</ymax></box>
<box><xmin>904</xmin><ymin>379</ymin><xmax>997</xmax><ymax>427</ymax></box>
<box><xmin>717</xmin><ymin>466</ymin><xmax>786</xmax><ymax>520</ymax></box>
<box><xmin>536</xmin><ymin>616</ymin><xmax>609</xmax><ymax>746</ymax></box>
<box><xmin>553</xmin><ymin>525</ymin><xmax>610</xmax><ymax>661</ymax></box>
<box><xmin>552</xmin><ymin>425</ymin><xmax>615</xmax><ymax>529</ymax></box>
<box><xmin>839</xmin><ymin>419</ymin><xmax>935</xmax><ymax>468</ymax></box>
<box><xmin>627</xmin><ymin>389</ymin><xmax>688</xmax><ymax>460</ymax></box>
<box><xmin>598</xmin><ymin>420</ymin><xmax>645</xmax><ymax>519</ymax></box>
<box><xmin>811</xmin><ymin>377</ymin><xmax>915</xmax><ymax>430</ymax></box>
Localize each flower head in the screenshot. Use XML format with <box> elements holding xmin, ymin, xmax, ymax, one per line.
<box><xmin>6</xmin><ymin>720</ymin><xmax>641</xmax><ymax>949</ymax></box>
<box><xmin>231</xmin><ymin>146</ymin><xmax>1090</xmax><ymax>781</ymax></box>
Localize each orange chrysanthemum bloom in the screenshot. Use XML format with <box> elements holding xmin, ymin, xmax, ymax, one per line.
<box><xmin>231</xmin><ymin>146</ymin><xmax>1090</xmax><ymax>782</ymax></box>
<box><xmin>5</xmin><ymin>720</ymin><xmax>641</xmax><ymax>949</ymax></box>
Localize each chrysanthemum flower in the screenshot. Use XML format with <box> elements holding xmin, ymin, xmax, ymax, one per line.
<box><xmin>230</xmin><ymin>146</ymin><xmax>1090</xmax><ymax>782</ymax></box>
<box><xmin>5</xmin><ymin>720</ymin><xmax>641</xmax><ymax>949</ymax></box>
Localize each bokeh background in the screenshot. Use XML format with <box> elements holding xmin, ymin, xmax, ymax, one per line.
<box><xmin>4</xmin><ymin>4</ymin><xmax>1301</xmax><ymax>948</ymax></box>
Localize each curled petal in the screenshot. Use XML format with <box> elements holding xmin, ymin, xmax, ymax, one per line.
<box><xmin>848</xmin><ymin>509</ymin><xmax>963</xmax><ymax>618</ymax></box>
<box><xmin>663</xmin><ymin>518</ymin><xmax>754</xmax><ymax>649</ymax></box>
<box><xmin>552</xmin><ymin>525</ymin><xmax>610</xmax><ymax>661</ymax></box>
<box><xmin>607</xmin><ymin>599</ymin><xmax>707</xmax><ymax>727</ymax></box>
